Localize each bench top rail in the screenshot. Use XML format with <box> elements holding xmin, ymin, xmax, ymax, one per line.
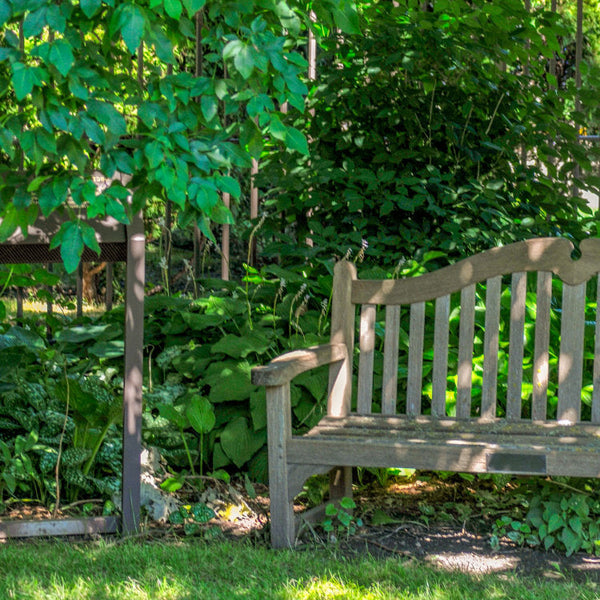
<box><xmin>336</xmin><ymin>238</ymin><xmax>600</xmax><ymax>426</ymax></box>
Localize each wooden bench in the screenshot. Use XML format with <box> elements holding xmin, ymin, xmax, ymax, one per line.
<box><xmin>251</xmin><ymin>237</ymin><xmax>600</xmax><ymax>548</ymax></box>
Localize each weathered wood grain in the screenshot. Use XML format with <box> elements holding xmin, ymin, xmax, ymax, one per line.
<box><xmin>532</xmin><ymin>271</ymin><xmax>552</xmax><ymax>420</ymax></box>
<box><xmin>266</xmin><ymin>384</ymin><xmax>295</xmax><ymax>548</ymax></box>
<box><xmin>481</xmin><ymin>276</ymin><xmax>501</xmax><ymax>419</ymax></box>
<box><xmin>382</xmin><ymin>305</ymin><xmax>401</xmax><ymax>415</ymax></box>
<box><xmin>507</xmin><ymin>272</ymin><xmax>527</xmax><ymax>420</ymax></box>
<box><xmin>558</xmin><ymin>282</ymin><xmax>586</xmax><ymax>423</ymax></box>
<box><xmin>352</xmin><ymin>238</ymin><xmax>600</xmax><ymax>304</ymax></box>
<box><xmin>357</xmin><ymin>304</ymin><xmax>377</xmax><ymax>413</ymax></box>
<box><xmin>327</xmin><ymin>260</ymin><xmax>356</xmax><ymax>418</ymax></box>
<box><xmin>457</xmin><ymin>284</ymin><xmax>475</xmax><ymax>419</ymax></box>
<box><xmin>406</xmin><ymin>302</ymin><xmax>425</xmax><ymax>415</ymax></box>
<box><xmin>251</xmin><ymin>343</ymin><xmax>347</xmax><ymax>387</ymax></box>
<box><xmin>432</xmin><ymin>295</ymin><xmax>450</xmax><ymax>418</ymax></box>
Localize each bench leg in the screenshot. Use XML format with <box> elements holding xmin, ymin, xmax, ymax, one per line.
<box><xmin>329</xmin><ymin>466</ymin><xmax>352</xmax><ymax>501</ymax></box>
<box><xmin>267</xmin><ymin>385</ymin><xmax>295</xmax><ymax>548</ymax></box>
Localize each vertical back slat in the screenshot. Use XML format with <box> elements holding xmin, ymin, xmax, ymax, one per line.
<box><xmin>406</xmin><ymin>302</ymin><xmax>426</xmax><ymax>415</ymax></box>
<box><xmin>357</xmin><ymin>304</ymin><xmax>376</xmax><ymax>413</ymax></box>
<box><xmin>457</xmin><ymin>285</ymin><xmax>475</xmax><ymax>419</ymax></box>
<box><xmin>507</xmin><ymin>272</ymin><xmax>527</xmax><ymax>420</ymax></box>
<box><xmin>558</xmin><ymin>282</ymin><xmax>586</xmax><ymax>423</ymax></box>
<box><xmin>382</xmin><ymin>305</ymin><xmax>401</xmax><ymax>415</ymax></box>
<box><xmin>432</xmin><ymin>295</ymin><xmax>450</xmax><ymax>418</ymax></box>
<box><xmin>481</xmin><ymin>276</ymin><xmax>502</xmax><ymax>419</ymax></box>
<box><xmin>593</xmin><ymin>276</ymin><xmax>600</xmax><ymax>423</ymax></box>
<box><xmin>532</xmin><ymin>272</ymin><xmax>552</xmax><ymax>420</ymax></box>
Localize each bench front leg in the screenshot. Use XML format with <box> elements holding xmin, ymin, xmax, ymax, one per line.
<box><xmin>266</xmin><ymin>383</ymin><xmax>295</xmax><ymax>548</ymax></box>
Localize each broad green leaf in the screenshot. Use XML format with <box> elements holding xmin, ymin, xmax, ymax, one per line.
<box><xmin>0</xmin><ymin>0</ymin><xmax>11</xmax><ymax>26</ymax></box>
<box><xmin>56</xmin><ymin>324</ymin><xmax>114</xmax><ymax>343</ymax></box>
<box><xmin>180</xmin><ymin>311</ymin><xmax>225</xmax><ymax>330</ymax></box>
<box><xmin>161</xmin><ymin>477</ymin><xmax>183</xmax><ymax>493</ymax></box>
<box><xmin>157</xmin><ymin>403</ymin><xmax>187</xmax><ymax>430</ymax></box>
<box><xmin>80</xmin><ymin>0</ymin><xmax>102</xmax><ymax>18</ymax></box>
<box><xmin>210</xmin><ymin>332</ymin><xmax>271</xmax><ymax>358</ymax></box>
<box><xmin>164</xmin><ymin>0</ymin><xmax>182</xmax><ymax>19</ymax></box>
<box><xmin>234</xmin><ymin>44</ymin><xmax>254</xmax><ymax>79</ymax></box>
<box><xmin>81</xmin><ymin>221</ymin><xmax>101</xmax><ymax>255</ymax></box>
<box><xmin>120</xmin><ymin>3</ymin><xmax>145</xmax><ymax>53</ymax></box>
<box><xmin>547</xmin><ymin>513</ymin><xmax>564</xmax><ymax>534</ymax></box>
<box><xmin>332</xmin><ymin>3</ymin><xmax>361</xmax><ymax>35</ymax></box>
<box><xmin>206</xmin><ymin>361</ymin><xmax>255</xmax><ymax>403</ymax></box>
<box><xmin>89</xmin><ymin>340</ymin><xmax>125</xmax><ymax>358</ymax></box>
<box><xmin>11</xmin><ymin>63</ymin><xmax>35</xmax><ymax>100</ymax></box>
<box><xmin>285</xmin><ymin>127</ymin><xmax>309</xmax><ymax>155</ymax></box>
<box><xmin>220</xmin><ymin>417</ymin><xmax>265</xmax><ymax>468</ymax></box>
<box><xmin>49</xmin><ymin>39</ymin><xmax>74</xmax><ymax>77</ymax></box>
<box><xmin>87</xmin><ymin>100</ymin><xmax>127</xmax><ymax>136</ymax></box>
<box><xmin>186</xmin><ymin>395</ymin><xmax>215</xmax><ymax>434</ymax></box>
<box><xmin>182</xmin><ymin>0</ymin><xmax>205</xmax><ymax>17</ymax></box>
<box><xmin>23</xmin><ymin>6</ymin><xmax>47</xmax><ymax>37</ymax></box>
<box><xmin>59</xmin><ymin>221</ymin><xmax>84</xmax><ymax>273</ymax></box>
<box><xmin>200</xmin><ymin>95</ymin><xmax>218</xmax><ymax>122</ymax></box>
<box><xmin>268</xmin><ymin>114</ymin><xmax>287</xmax><ymax>141</ymax></box>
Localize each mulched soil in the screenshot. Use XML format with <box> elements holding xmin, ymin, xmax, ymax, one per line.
<box><xmin>223</xmin><ymin>478</ymin><xmax>600</xmax><ymax>583</ymax></box>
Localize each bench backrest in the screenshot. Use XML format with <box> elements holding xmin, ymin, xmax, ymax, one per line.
<box><xmin>328</xmin><ymin>238</ymin><xmax>600</xmax><ymax>425</ymax></box>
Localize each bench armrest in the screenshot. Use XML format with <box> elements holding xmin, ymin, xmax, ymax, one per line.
<box><xmin>251</xmin><ymin>343</ymin><xmax>348</xmax><ymax>386</ymax></box>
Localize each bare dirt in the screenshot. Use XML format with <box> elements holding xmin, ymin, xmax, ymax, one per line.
<box><xmin>217</xmin><ymin>478</ymin><xmax>600</xmax><ymax>583</ymax></box>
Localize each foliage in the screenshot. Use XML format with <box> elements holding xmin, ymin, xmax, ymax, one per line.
<box><xmin>168</xmin><ymin>500</ymin><xmax>218</xmax><ymax>537</ymax></box>
<box><xmin>0</xmin><ymin>0</ymin><xmax>359</xmax><ymax>272</ymax></box>
<box><xmin>491</xmin><ymin>479</ymin><xmax>600</xmax><ymax>557</ymax></box>
<box><xmin>321</xmin><ymin>496</ymin><xmax>363</xmax><ymax>541</ymax></box>
<box><xmin>259</xmin><ymin>0</ymin><xmax>600</xmax><ymax>271</ymax></box>
<box><xmin>0</xmin><ymin>326</ymin><xmax>123</xmax><ymax>507</ymax></box>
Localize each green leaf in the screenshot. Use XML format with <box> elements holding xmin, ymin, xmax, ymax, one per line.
<box><xmin>89</xmin><ymin>340</ymin><xmax>125</xmax><ymax>358</ymax></box>
<box><xmin>120</xmin><ymin>3</ymin><xmax>145</xmax><ymax>53</ymax></box>
<box><xmin>547</xmin><ymin>513</ymin><xmax>564</xmax><ymax>534</ymax></box>
<box><xmin>186</xmin><ymin>395</ymin><xmax>215</xmax><ymax>434</ymax></box>
<box><xmin>0</xmin><ymin>0</ymin><xmax>11</xmax><ymax>26</ymax></box>
<box><xmin>49</xmin><ymin>39</ymin><xmax>74</xmax><ymax>77</ymax></box>
<box><xmin>80</xmin><ymin>221</ymin><xmax>101</xmax><ymax>255</ymax></box>
<box><xmin>285</xmin><ymin>127</ymin><xmax>309</xmax><ymax>156</ymax></box>
<box><xmin>11</xmin><ymin>63</ymin><xmax>35</xmax><ymax>100</ymax></box>
<box><xmin>200</xmin><ymin>95</ymin><xmax>218</xmax><ymax>122</ymax></box>
<box><xmin>182</xmin><ymin>0</ymin><xmax>205</xmax><ymax>17</ymax></box>
<box><xmin>210</xmin><ymin>332</ymin><xmax>271</xmax><ymax>358</ymax></box>
<box><xmin>234</xmin><ymin>44</ymin><xmax>254</xmax><ymax>79</ymax></box>
<box><xmin>164</xmin><ymin>0</ymin><xmax>182</xmax><ymax>19</ymax></box>
<box><xmin>80</xmin><ymin>0</ymin><xmax>102</xmax><ymax>18</ymax></box>
<box><xmin>23</xmin><ymin>6</ymin><xmax>47</xmax><ymax>37</ymax></box>
<box><xmin>157</xmin><ymin>403</ymin><xmax>187</xmax><ymax>430</ymax></box>
<box><xmin>59</xmin><ymin>221</ymin><xmax>84</xmax><ymax>273</ymax></box>
<box><xmin>220</xmin><ymin>417</ymin><xmax>265</xmax><ymax>468</ymax></box>
<box><xmin>190</xmin><ymin>502</ymin><xmax>215</xmax><ymax>523</ymax></box>
<box><xmin>161</xmin><ymin>477</ymin><xmax>183</xmax><ymax>493</ymax></box>
<box><xmin>332</xmin><ymin>3</ymin><xmax>361</xmax><ymax>35</ymax></box>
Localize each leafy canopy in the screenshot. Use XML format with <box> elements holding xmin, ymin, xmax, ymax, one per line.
<box><xmin>0</xmin><ymin>0</ymin><xmax>359</xmax><ymax>271</ymax></box>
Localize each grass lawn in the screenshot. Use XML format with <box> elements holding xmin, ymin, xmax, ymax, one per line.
<box><xmin>0</xmin><ymin>538</ymin><xmax>598</xmax><ymax>600</ymax></box>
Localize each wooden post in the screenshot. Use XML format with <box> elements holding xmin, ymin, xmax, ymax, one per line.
<box><xmin>327</xmin><ymin>260</ymin><xmax>356</xmax><ymax>502</ymax></box>
<box><xmin>122</xmin><ymin>210</ymin><xmax>145</xmax><ymax>535</ymax></box>
<box><xmin>105</xmin><ymin>263</ymin><xmax>113</xmax><ymax>311</ymax></box>
<box><xmin>266</xmin><ymin>384</ymin><xmax>295</xmax><ymax>548</ymax></box>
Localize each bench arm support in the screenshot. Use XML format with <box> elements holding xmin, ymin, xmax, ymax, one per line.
<box><xmin>251</xmin><ymin>343</ymin><xmax>348</xmax><ymax>387</ymax></box>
